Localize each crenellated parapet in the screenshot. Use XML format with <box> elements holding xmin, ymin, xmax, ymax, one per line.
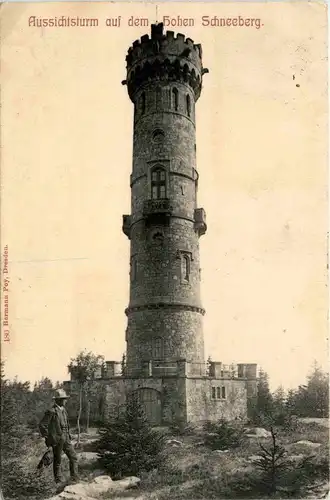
<box><xmin>122</xmin><ymin>23</ymin><xmax>209</xmax><ymax>102</ymax></box>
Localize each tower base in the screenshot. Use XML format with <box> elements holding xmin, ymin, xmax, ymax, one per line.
<box><xmin>64</xmin><ymin>361</ymin><xmax>257</xmax><ymax>427</ymax></box>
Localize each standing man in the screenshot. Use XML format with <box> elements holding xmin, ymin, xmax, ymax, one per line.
<box><xmin>39</xmin><ymin>389</ymin><xmax>79</xmax><ymax>484</ymax></box>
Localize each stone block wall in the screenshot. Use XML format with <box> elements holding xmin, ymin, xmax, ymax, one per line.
<box><xmin>64</xmin><ymin>372</ymin><xmax>252</xmax><ymax>427</ymax></box>
<box><xmin>64</xmin><ymin>361</ymin><xmax>255</xmax><ymax>426</ymax></box>
<box><xmin>103</xmin><ymin>377</ymin><xmax>187</xmax><ymax>425</ymax></box>
<box><xmin>185</xmin><ymin>378</ymin><xmax>248</xmax><ymax>422</ymax></box>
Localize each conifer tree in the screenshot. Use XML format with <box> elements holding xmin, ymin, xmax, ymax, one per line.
<box><xmin>272</xmin><ymin>385</ymin><xmax>286</xmax><ymax>423</ymax></box>
<box><xmin>252</xmin><ymin>368</ymin><xmax>273</xmax><ymax>424</ymax></box>
<box><xmin>0</xmin><ymin>364</ymin><xmax>52</xmax><ymax>499</ymax></box>
<box><xmin>97</xmin><ymin>393</ymin><xmax>166</xmax><ymax>478</ymax></box>
<box><xmin>285</xmin><ymin>388</ymin><xmax>297</xmax><ymax>415</ymax></box>
<box><xmin>305</xmin><ymin>362</ymin><xmax>329</xmax><ymax>417</ymax></box>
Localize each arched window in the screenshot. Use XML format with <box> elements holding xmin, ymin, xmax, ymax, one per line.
<box><xmin>186</xmin><ymin>94</ymin><xmax>191</xmax><ymax>117</ymax></box>
<box><xmin>152</xmin><ymin>129</ymin><xmax>165</xmax><ymax>143</ymax></box>
<box><xmin>172</xmin><ymin>87</ymin><xmax>178</xmax><ymax>111</ymax></box>
<box><xmin>141</xmin><ymin>92</ymin><xmax>146</xmax><ymax>115</ymax></box>
<box><xmin>151</xmin><ymin>167</ymin><xmax>166</xmax><ymax>199</ymax></box>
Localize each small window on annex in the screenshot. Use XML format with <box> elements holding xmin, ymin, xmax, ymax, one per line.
<box><xmin>211</xmin><ymin>386</ymin><xmax>227</xmax><ymax>400</ymax></box>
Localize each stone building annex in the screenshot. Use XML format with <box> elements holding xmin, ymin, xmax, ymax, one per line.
<box><xmin>65</xmin><ymin>23</ymin><xmax>257</xmax><ymax>426</ymax></box>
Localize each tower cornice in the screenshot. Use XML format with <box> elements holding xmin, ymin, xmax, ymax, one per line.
<box><xmin>125</xmin><ymin>303</ymin><xmax>206</xmax><ymax>316</ymax></box>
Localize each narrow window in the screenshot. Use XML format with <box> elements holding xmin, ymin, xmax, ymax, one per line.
<box><xmin>216</xmin><ymin>387</ymin><xmax>221</xmax><ymax>399</ymax></box>
<box><xmin>186</xmin><ymin>94</ymin><xmax>191</xmax><ymax>117</ymax></box>
<box><xmin>131</xmin><ymin>256</ymin><xmax>137</xmax><ymax>282</ymax></box>
<box><xmin>141</xmin><ymin>92</ymin><xmax>146</xmax><ymax>115</ymax></box>
<box><xmin>172</xmin><ymin>87</ymin><xmax>178</xmax><ymax>111</ymax></box>
<box><xmin>184</xmin><ymin>255</ymin><xmax>190</xmax><ymax>281</ymax></box>
<box><xmin>152</xmin><ymin>337</ymin><xmax>163</xmax><ymax>359</ymax></box>
<box><xmin>220</xmin><ymin>370</ymin><xmax>224</xmax><ymax>378</ymax></box>
<box><xmin>152</xmin><ymin>185</ymin><xmax>158</xmax><ymax>199</ymax></box>
<box><xmin>151</xmin><ymin>167</ymin><xmax>166</xmax><ymax>199</ymax></box>
<box><xmin>182</xmin><ymin>254</ymin><xmax>190</xmax><ymax>282</ymax></box>
<box><xmin>156</xmin><ymin>87</ymin><xmax>162</xmax><ymax>110</ymax></box>
<box><xmin>221</xmin><ymin>386</ymin><xmax>226</xmax><ymax>399</ymax></box>
<box><xmin>212</xmin><ymin>387</ymin><xmax>216</xmax><ymax>399</ymax></box>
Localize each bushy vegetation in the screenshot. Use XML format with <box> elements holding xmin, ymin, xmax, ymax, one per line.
<box><xmin>124</xmin><ymin>421</ymin><xmax>328</xmax><ymax>500</ymax></box>
<box><xmin>1</xmin><ymin>358</ymin><xmax>328</xmax><ymax>500</ymax></box>
<box><xmin>96</xmin><ymin>394</ymin><xmax>167</xmax><ymax>478</ymax></box>
<box><xmin>0</xmin><ymin>364</ymin><xmax>54</xmax><ymax>500</ymax></box>
<box><xmin>0</xmin><ymin>356</ymin><xmax>104</xmax><ymax>500</ymax></box>
<box><xmin>203</xmin><ymin>419</ymin><xmax>246</xmax><ymax>450</ymax></box>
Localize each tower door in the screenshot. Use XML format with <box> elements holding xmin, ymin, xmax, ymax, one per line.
<box><xmin>133</xmin><ymin>388</ymin><xmax>162</xmax><ymax>426</ymax></box>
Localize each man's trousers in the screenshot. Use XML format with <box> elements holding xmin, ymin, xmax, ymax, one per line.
<box><xmin>52</xmin><ymin>435</ymin><xmax>78</xmax><ymax>483</ymax></box>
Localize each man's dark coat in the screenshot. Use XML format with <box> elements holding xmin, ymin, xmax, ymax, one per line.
<box><xmin>39</xmin><ymin>405</ymin><xmax>71</xmax><ymax>445</ymax></box>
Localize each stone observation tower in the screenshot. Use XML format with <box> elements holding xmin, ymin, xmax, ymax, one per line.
<box><xmin>66</xmin><ymin>24</ymin><xmax>257</xmax><ymax>426</ymax></box>
<box><xmin>122</xmin><ymin>22</ymin><xmax>208</xmax><ymax>374</ymax></box>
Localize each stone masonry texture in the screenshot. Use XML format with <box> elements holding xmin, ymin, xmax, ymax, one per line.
<box><xmin>65</xmin><ymin>24</ymin><xmax>257</xmax><ymax>428</ymax></box>
<box><xmin>123</xmin><ymin>23</ymin><xmax>206</xmax><ymax>371</ymax></box>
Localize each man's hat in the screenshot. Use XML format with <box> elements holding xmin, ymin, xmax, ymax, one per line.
<box><xmin>52</xmin><ymin>389</ymin><xmax>69</xmax><ymax>400</ymax></box>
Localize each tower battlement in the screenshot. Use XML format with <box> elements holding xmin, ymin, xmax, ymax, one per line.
<box><xmin>122</xmin><ymin>23</ymin><xmax>209</xmax><ymax>102</ymax></box>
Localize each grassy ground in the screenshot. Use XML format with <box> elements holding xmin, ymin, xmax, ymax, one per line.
<box><xmin>16</xmin><ymin>420</ymin><xmax>328</xmax><ymax>500</ymax></box>
<box><xmin>101</xmin><ymin>420</ymin><xmax>329</xmax><ymax>500</ymax></box>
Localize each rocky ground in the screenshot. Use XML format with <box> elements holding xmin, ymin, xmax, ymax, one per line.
<box><xmin>38</xmin><ymin>420</ymin><xmax>329</xmax><ymax>500</ymax></box>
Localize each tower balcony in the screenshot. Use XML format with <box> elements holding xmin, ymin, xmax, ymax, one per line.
<box><xmin>143</xmin><ymin>198</ymin><xmax>173</xmax><ymax>226</ymax></box>
<box><xmin>194</xmin><ymin>208</ymin><xmax>207</xmax><ymax>236</ymax></box>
